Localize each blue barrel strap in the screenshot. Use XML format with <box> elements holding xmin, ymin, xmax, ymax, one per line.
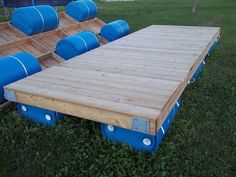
<box><xmin>75</xmin><ymin>35</ymin><xmax>88</xmax><ymax>51</ymax></box>
<box><xmin>90</xmin><ymin>0</ymin><xmax>97</xmax><ymax>15</ymax></box>
<box><xmin>111</xmin><ymin>21</ymin><xmax>124</xmax><ymax>34</ymax></box>
<box><xmin>81</xmin><ymin>0</ymin><xmax>90</xmax><ymax>20</ymax></box>
<box><xmin>8</xmin><ymin>55</ymin><xmax>29</xmax><ymax>77</ymax></box>
<box><xmin>160</xmin><ymin>126</ymin><xmax>165</xmax><ymax>134</ymax></box>
<box><xmin>48</xmin><ymin>6</ymin><xmax>59</xmax><ymax>28</ymax></box>
<box><xmin>89</xmin><ymin>32</ymin><xmax>99</xmax><ymax>45</ymax></box>
<box><xmin>32</xmin><ymin>6</ymin><xmax>44</xmax><ymax>33</ymax></box>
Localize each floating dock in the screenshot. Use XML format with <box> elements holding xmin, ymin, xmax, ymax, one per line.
<box><xmin>4</xmin><ymin>25</ymin><xmax>220</xmax><ymax>136</ymax></box>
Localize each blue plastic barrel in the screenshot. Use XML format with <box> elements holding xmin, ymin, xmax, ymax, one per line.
<box><xmin>17</xmin><ymin>103</ymin><xmax>63</xmax><ymax>126</ymax></box>
<box><xmin>12</xmin><ymin>5</ymin><xmax>59</xmax><ymax>35</ymax></box>
<box><xmin>100</xmin><ymin>19</ymin><xmax>130</xmax><ymax>42</ymax></box>
<box><xmin>101</xmin><ymin>108</ymin><xmax>172</xmax><ymax>153</ymax></box>
<box><xmin>56</xmin><ymin>31</ymin><xmax>100</xmax><ymax>60</ymax></box>
<box><xmin>101</xmin><ymin>97</ymin><xmax>181</xmax><ymax>153</ymax></box>
<box><xmin>0</xmin><ymin>52</ymin><xmax>42</xmax><ymax>103</ymax></box>
<box><xmin>66</xmin><ymin>0</ymin><xmax>97</xmax><ymax>22</ymax></box>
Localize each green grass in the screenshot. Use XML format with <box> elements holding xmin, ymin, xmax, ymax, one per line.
<box><xmin>0</xmin><ymin>0</ymin><xmax>236</xmax><ymax>176</ymax></box>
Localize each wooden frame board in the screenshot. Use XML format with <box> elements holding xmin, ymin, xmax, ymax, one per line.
<box><xmin>4</xmin><ymin>25</ymin><xmax>220</xmax><ymax>135</ymax></box>
<box><xmin>59</xmin><ymin>23</ymin><xmax>86</xmax><ymax>36</ymax></box>
<box><xmin>0</xmin><ymin>22</ymin><xmax>26</xmax><ymax>45</ymax></box>
<box><xmin>58</xmin><ymin>12</ymin><xmax>78</xmax><ymax>29</ymax></box>
<box><xmin>81</xmin><ymin>18</ymin><xmax>106</xmax><ymax>35</ymax></box>
<box><xmin>37</xmin><ymin>52</ymin><xmax>65</xmax><ymax>69</ymax></box>
<box><xmin>60</xmin><ymin>23</ymin><xmax>108</xmax><ymax>45</ymax></box>
<box><xmin>0</xmin><ymin>38</ymin><xmax>48</xmax><ymax>58</ymax></box>
<box><xmin>97</xmin><ymin>35</ymin><xmax>109</xmax><ymax>45</ymax></box>
<box><xmin>32</xmin><ymin>30</ymin><xmax>67</xmax><ymax>51</ymax></box>
<box><xmin>0</xmin><ymin>12</ymin><xmax>108</xmax><ymax>59</ymax></box>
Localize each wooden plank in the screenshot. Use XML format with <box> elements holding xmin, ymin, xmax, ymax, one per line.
<box><xmin>62</xmin><ymin>61</ymin><xmax>188</xmax><ymax>82</ymax></box>
<box><xmin>4</xmin><ymin>25</ymin><xmax>220</xmax><ymax>135</ymax></box>
<box><xmin>0</xmin><ymin>22</ymin><xmax>26</xmax><ymax>45</ymax></box>
<box><xmin>156</xmin><ymin>26</ymin><xmax>220</xmax><ymax>130</ymax></box>
<box><xmin>46</xmin><ymin>66</ymin><xmax>179</xmax><ymax>91</ymax></box>
<box><xmin>97</xmin><ymin>35</ymin><xmax>108</xmax><ymax>45</ymax></box>
<box><xmin>59</xmin><ymin>23</ymin><xmax>85</xmax><ymax>36</ymax></box>
<box><xmin>58</xmin><ymin>12</ymin><xmax>77</xmax><ymax>29</ymax></box>
<box><xmin>7</xmin><ymin>78</ymin><xmax>161</xmax><ymax>119</ymax></box>
<box><xmin>88</xmin><ymin>48</ymin><xmax>197</xmax><ymax>64</ymax></box>
<box><xmin>0</xmin><ymin>38</ymin><xmax>48</xmax><ymax>57</ymax></box>
<box><xmin>81</xmin><ymin>18</ymin><xmax>106</xmax><ymax>35</ymax></box>
<box><xmin>60</xmin><ymin>20</ymin><xmax>108</xmax><ymax>45</ymax></box>
<box><xmin>146</xmin><ymin>25</ymin><xmax>220</xmax><ymax>31</ymax></box>
<box><xmin>37</xmin><ymin>52</ymin><xmax>65</xmax><ymax>69</ymax></box>
<box><xmin>32</xmin><ymin>30</ymin><xmax>67</xmax><ymax>51</ymax></box>
<box><xmin>14</xmin><ymin>78</ymin><xmax>167</xmax><ymax>110</ymax></box>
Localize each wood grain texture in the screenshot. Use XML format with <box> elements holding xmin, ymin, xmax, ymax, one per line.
<box><xmin>58</xmin><ymin>12</ymin><xmax>77</xmax><ymax>29</ymax></box>
<box><xmin>0</xmin><ymin>38</ymin><xmax>48</xmax><ymax>57</ymax></box>
<box><xmin>37</xmin><ymin>52</ymin><xmax>65</xmax><ymax>69</ymax></box>
<box><xmin>81</xmin><ymin>18</ymin><xmax>106</xmax><ymax>34</ymax></box>
<box><xmin>32</xmin><ymin>30</ymin><xmax>67</xmax><ymax>51</ymax></box>
<box><xmin>0</xmin><ymin>22</ymin><xmax>26</xmax><ymax>45</ymax></box>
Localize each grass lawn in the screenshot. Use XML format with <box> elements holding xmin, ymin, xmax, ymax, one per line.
<box><xmin>0</xmin><ymin>0</ymin><xmax>235</xmax><ymax>176</ymax></box>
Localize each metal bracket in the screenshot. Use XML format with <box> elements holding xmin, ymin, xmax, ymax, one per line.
<box><xmin>132</xmin><ymin>117</ymin><xmax>150</xmax><ymax>134</ymax></box>
<box><xmin>4</xmin><ymin>90</ymin><xmax>17</xmax><ymax>102</ymax></box>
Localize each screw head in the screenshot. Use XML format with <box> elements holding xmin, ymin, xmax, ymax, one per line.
<box><xmin>45</xmin><ymin>114</ymin><xmax>51</xmax><ymax>121</ymax></box>
<box><xmin>142</xmin><ymin>138</ymin><xmax>152</xmax><ymax>146</ymax></box>
<box><xmin>107</xmin><ymin>124</ymin><xmax>115</xmax><ymax>132</ymax></box>
<box><xmin>21</xmin><ymin>105</ymin><xmax>27</xmax><ymax>112</ymax></box>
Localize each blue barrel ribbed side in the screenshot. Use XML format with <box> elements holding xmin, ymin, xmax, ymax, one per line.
<box><xmin>11</xmin><ymin>5</ymin><xmax>59</xmax><ymax>35</ymax></box>
<box><xmin>66</xmin><ymin>0</ymin><xmax>97</xmax><ymax>22</ymax></box>
<box><xmin>56</xmin><ymin>31</ymin><xmax>100</xmax><ymax>60</ymax></box>
<box><xmin>0</xmin><ymin>52</ymin><xmax>41</xmax><ymax>103</ymax></box>
<box><xmin>100</xmin><ymin>19</ymin><xmax>130</xmax><ymax>42</ymax></box>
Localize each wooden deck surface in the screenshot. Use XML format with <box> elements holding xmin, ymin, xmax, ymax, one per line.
<box><xmin>4</xmin><ymin>25</ymin><xmax>220</xmax><ymax>135</ymax></box>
